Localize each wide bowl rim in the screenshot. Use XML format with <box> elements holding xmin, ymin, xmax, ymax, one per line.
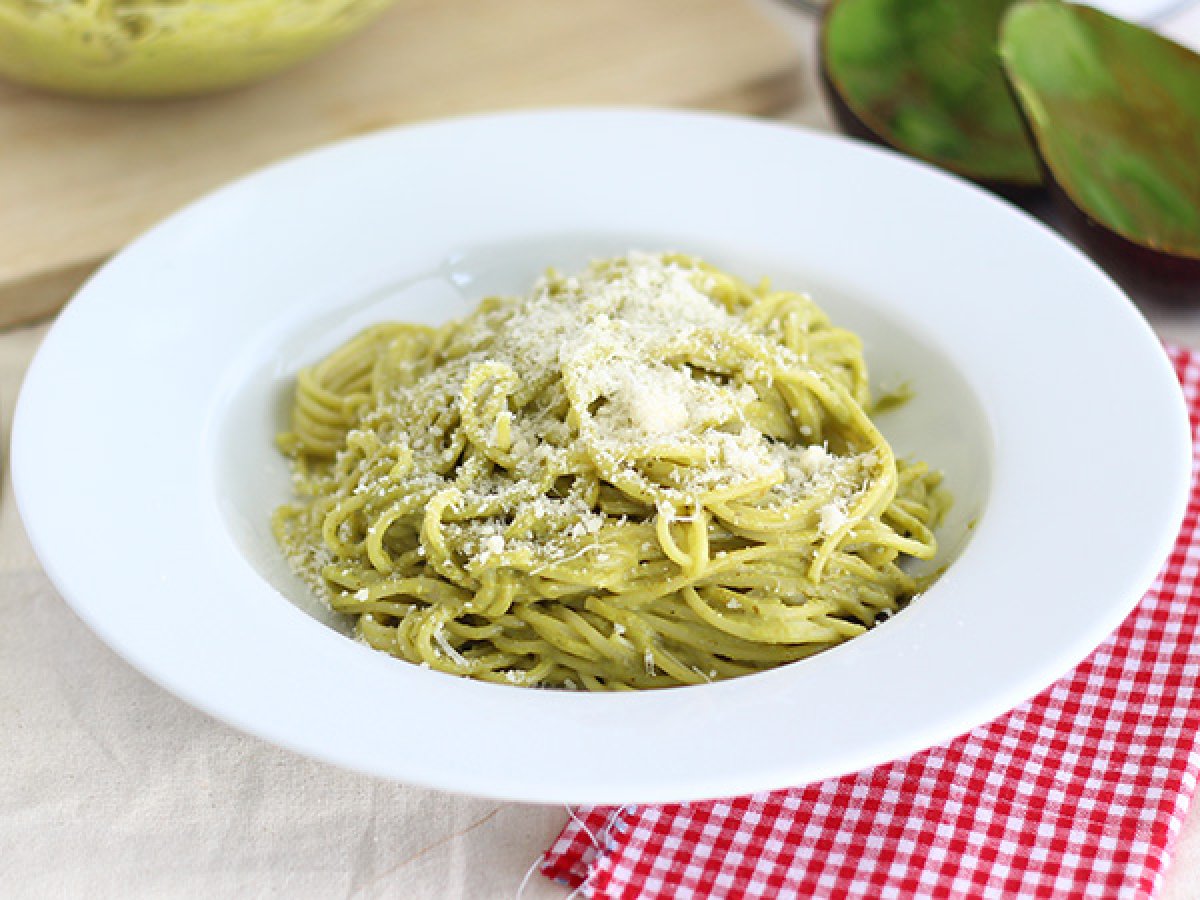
<box><xmin>12</xmin><ymin>107</ymin><xmax>1191</xmax><ymax>804</ymax></box>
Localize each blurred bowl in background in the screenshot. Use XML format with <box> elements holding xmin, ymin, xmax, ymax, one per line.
<box><xmin>0</xmin><ymin>0</ymin><xmax>399</xmax><ymax>99</ymax></box>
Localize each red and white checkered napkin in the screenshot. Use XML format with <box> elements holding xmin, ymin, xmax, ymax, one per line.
<box><xmin>542</xmin><ymin>344</ymin><xmax>1200</xmax><ymax>899</ymax></box>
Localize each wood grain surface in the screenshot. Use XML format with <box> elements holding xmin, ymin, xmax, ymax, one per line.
<box><xmin>0</xmin><ymin>0</ymin><xmax>800</xmax><ymax>327</ymax></box>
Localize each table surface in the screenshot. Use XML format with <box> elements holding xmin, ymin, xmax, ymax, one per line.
<box><xmin>5</xmin><ymin>3</ymin><xmax>1200</xmax><ymax>897</ymax></box>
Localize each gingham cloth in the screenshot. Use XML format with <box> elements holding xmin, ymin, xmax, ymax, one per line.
<box><xmin>541</xmin><ymin>344</ymin><xmax>1200</xmax><ymax>900</ymax></box>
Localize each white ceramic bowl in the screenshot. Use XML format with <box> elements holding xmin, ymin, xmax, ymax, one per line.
<box><xmin>12</xmin><ymin>109</ymin><xmax>1190</xmax><ymax>804</ymax></box>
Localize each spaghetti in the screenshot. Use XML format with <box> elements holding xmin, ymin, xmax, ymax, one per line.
<box><xmin>274</xmin><ymin>253</ymin><xmax>946</xmax><ymax>689</ymax></box>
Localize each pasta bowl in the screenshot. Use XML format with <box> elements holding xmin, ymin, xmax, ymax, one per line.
<box><xmin>12</xmin><ymin>109</ymin><xmax>1190</xmax><ymax>804</ymax></box>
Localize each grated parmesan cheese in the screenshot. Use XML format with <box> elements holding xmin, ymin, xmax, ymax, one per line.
<box><xmin>331</xmin><ymin>253</ymin><xmax>873</xmax><ymax>575</ymax></box>
<box><xmin>818</xmin><ymin>502</ymin><xmax>849</xmax><ymax>535</ymax></box>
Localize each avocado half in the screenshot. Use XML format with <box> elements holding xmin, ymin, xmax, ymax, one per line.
<box><xmin>820</xmin><ymin>0</ymin><xmax>1042</xmax><ymax>200</ymax></box>
<box><xmin>1001</xmin><ymin>1</ymin><xmax>1200</xmax><ymax>300</ymax></box>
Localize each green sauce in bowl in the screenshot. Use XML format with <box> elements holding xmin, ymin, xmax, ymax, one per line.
<box><xmin>0</xmin><ymin>0</ymin><xmax>397</xmax><ymax>98</ymax></box>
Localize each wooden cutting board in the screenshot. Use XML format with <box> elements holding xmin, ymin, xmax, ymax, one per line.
<box><xmin>0</xmin><ymin>0</ymin><xmax>801</xmax><ymax>328</ymax></box>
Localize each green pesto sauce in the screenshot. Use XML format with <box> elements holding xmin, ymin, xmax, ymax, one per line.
<box><xmin>0</xmin><ymin>0</ymin><xmax>395</xmax><ymax>98</ymax></box>
<box><xmin>869</xmin><ymin>379</ymin><xmax>915</xmax><ymax>415</ymax></box>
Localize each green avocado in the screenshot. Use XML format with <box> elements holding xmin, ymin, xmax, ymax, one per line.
<box><xmin>821</xmin><ymin>0</ymin><xmax>1041</xmax><ymax>191</ymax></box>
<box><xmin>1001</xmin><ymin>1</ymin><xmax>1200</xmax><ymax>266</ymax></box>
